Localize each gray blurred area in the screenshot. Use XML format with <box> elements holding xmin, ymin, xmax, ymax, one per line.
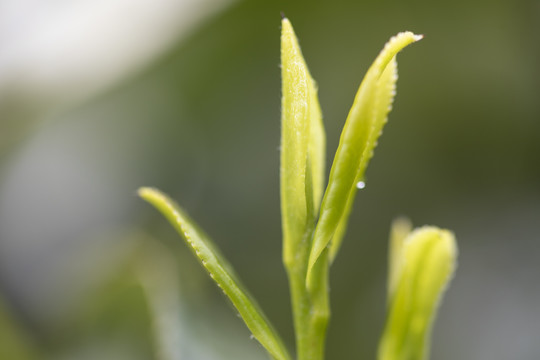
<box><xmin>1</xmin><ymin>0</ymin><xmax>539</xmax><ymax>359</ymax></box>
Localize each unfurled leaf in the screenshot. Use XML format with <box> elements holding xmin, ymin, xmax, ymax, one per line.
<box><xmin>329</xmin><ymin>55</ymin><xmax>399</xmax><ymax>262</ymax></box>
<box><xmin>280</xmin><ymin>17</ymin><xmax>325</xmax><ymax>268</ymax></box>
<box><xmin>378</xmin><ymin>226</ymin><xmax>457</xmax><ymax>360</ymax></box>
<box><xmin>138</xmin><ymin>187</ymin><xmax>291</xmax><ymax>360</ymax></box>
<box><xmin>307</xmin><ymin>32</ymin><xmax>422</xmax><ymax>287</ymax></box>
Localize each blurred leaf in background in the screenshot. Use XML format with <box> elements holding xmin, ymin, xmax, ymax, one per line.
<box><xmin>0</xmin><ymin>296</ymin><xmax>39</xmax><ymax>360</ymax></box>
<box><xmin>1</xmin><ymin>0</ymin><xmax>539</xmax><ymax>359</ymax></box>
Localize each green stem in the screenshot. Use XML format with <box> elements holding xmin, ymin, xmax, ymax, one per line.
<box><xmin>285</xmin><ymin>224</ymin><xmax>329</xmax><ymax>360</ymax></box>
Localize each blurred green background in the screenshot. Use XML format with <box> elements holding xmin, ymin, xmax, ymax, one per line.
<box><xmin>1</xmin><ymin>0</ymin><xmax>539</xmax><ymax>359</ymax></box>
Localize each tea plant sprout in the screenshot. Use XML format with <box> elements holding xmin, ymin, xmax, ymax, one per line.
<box><xmin>139</xmin><ymin>17</ymin><xmax>457</xmax><ymax>360</ymax></box>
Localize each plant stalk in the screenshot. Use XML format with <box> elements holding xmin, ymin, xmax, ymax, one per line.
<box><xmin>285</xmin><ymin>223</ymin><xmax>329</xmax><ymax>360</ymax></box>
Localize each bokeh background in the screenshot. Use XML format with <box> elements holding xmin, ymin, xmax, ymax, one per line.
<box><xmin>1</xmin><ymin>0</ymin><xmax>539</xmax><ymax>359</ymax></box>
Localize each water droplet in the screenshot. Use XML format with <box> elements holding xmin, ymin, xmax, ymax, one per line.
<box><xmin>356</xmin><ymin>181</ymin><xmax>366</xmax><ymax>189</ymax></box>
<box><xmin>250</xmin><ymin>334</ymin><xmax>255</xmax><ymax>340</ymax></box>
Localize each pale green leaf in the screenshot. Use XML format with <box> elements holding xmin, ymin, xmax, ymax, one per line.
<box><xmin>138</xmin><ymin>187</ymin><xmax>292</xmax><ymax>360</ymax></box>
<box><xmin>307</xmin><ymin>32</ymin><xmax>422</xmax><ymax>286</ymax></box>
<box><xmin>378</xmin><ymin>226</ymin><xmax>457</xmax><ymax>360</ymax></box>
<box><xmin>280</xmin><ymin>18</ymin><xmax>325</xmax><ymax>268</ymax></box>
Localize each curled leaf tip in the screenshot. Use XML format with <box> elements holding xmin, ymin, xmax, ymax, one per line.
<box><xmin>395</xmin><ymin>31</ymin><xmax>424</xmax><ymax>43</ymax></box>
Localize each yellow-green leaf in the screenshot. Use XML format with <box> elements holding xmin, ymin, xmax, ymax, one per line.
<box><xmin>139</xmin><ymin>187</ymin><xmax>291</xmax><ymax>360</ymax></box>
<box><xmin>307</xmin><ymin>32</ymin><xmax>422</xmax><ymax>287</ymax></box>
<box><xmin>378</xmin><ymin>226</ymin><xmax>457</xmax><ymax>360</ymax></box>
<box><xmin>280</xmin><ymin>18</ymin><xmax>326</xmax><ymax>268</ymax></box>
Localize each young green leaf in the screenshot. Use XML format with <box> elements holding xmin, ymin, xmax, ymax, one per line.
<box><xmin>281</xmin><ymin>17</ymin><xmax>326</xmax><ymax>267</ymax></box>
<box><xmin>307</xmin><ymin>32</ymin><xmax>422</xmax><ymax>287</ymax></box>
<box><xmin>138</xmin><ymin>187</ymin><xmax>292</xmax><ymax>360</ymax></box>
<box><xmin>280</xmin><ymin>18</ymin><xmax>328</xmax><ymax>360</ymax></box>
<box><xmin>329</xmin><ymin>55</ymin><xmax>398</xmax><ymax>262</ymax></box>
<box><xmin>378</xmin><ymin>226</ymin><xmax>457</xmax><ymax>360</ymax></box>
